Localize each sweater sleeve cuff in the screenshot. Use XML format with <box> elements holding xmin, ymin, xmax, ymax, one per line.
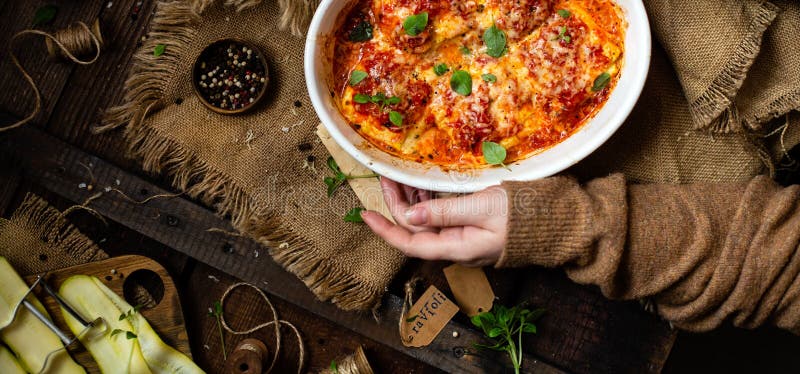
<box><xmin>496</xmin><ymin>176</ymin><xmax>596</xmax><ymax>268</ymax></box>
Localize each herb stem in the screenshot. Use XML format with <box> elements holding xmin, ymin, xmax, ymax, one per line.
<box><xmin>216</xmin><ymin>317</ymin><xmax>227</xmax><ymax>360</ymax></box>
<box><xmin>518</xmin><ymin>323</ymin><xmax>524</xmax><ymax>369</ymax></box>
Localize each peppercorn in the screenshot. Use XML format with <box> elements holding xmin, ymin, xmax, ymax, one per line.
<box><xmin>193</xmin><ymin>40</ymin><xmax>267</xmax><ymax>111</ymax></box>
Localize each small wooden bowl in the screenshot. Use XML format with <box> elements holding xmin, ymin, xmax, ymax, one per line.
<box><xmin>192</xmin><ymin>38</ymin><xmax>270</xmax><ymax>115</ymax></box>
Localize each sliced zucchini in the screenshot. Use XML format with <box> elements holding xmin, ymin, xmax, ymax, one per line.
<box><xmin>0</xmin><ymin>344</ymin><xmax>26</xmax><ymax>374</ymax></box>
<box><xmin>0</xmin><ymin>257</ymin><xmax>85</xmax><ymax>374</ymax></box>
<box><xmin>58</xmin><ymin>275</ymin><xmax>152</xmax><ymax>374</ymax></box>
<box><xmin>60</xmin><ymin>275</ymin><xmax>203</xmax><ymax>374</ymax></box>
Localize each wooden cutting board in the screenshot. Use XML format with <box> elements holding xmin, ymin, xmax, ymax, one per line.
<box><xmin>24</xmin><ymin>255</ymin><xmax>192</xmax><ymax>373</ymax></box>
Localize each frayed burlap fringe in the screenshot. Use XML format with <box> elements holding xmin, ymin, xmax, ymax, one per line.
<box><xmin>99</xmin><ymin>0</ymin><xmax>380</xmax><ymax>310</ymax></box>
<box><xmin>124</xmin><ymin>122</ymin><xmax>382</xmax><ymax>310</ymax></box>
<box><xmin>189</xmin><ymin>0</ymin><xmax>318</xmax><ymax>36</ymax></box>
<box><xmin>278</xmin><ymin>0</ymin><xmax>321</xmax><ymax>36</ymax></box>
<box><xmin>96</xmin><ymin>0</ymin><xmax>318</xmax><ymax>132</ymax></box>
<box><xmin>688</xmin><ymin>2</ymin><xmax>780</xmax><ymax>133</ymax></box>
<box><xmin>0</xmin><ymin>194</ymin><xmax>107</xmax><ymax>272</ymax></box>
<box><xmin>749</xmin><ymin>90</ymin><xmax>800</xmax><ymax>131</ymax></box>
<box><xmin>95</xmin><ymin>0</ymin><xmax>199</xmax><ymax>134</ymax></box>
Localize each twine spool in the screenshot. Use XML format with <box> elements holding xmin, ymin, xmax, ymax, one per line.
<box><xmin>319</xmin><ymin>346</ymin><xmax>375</xmax><ymax>374</ymax></box>
<box><xmin>2</xmin><ymin>19</ymin><xmax>102</xmax><ymax>133</ymax></box>
<box><xmin>218</xmin><ymin>282</ymin><xmax>306</xmax><ymax>374</ymax></box>
<box><xmin>45</xmin><ymin>19</ymin><xmax>104</xmax><ymax>60</ymax></box>
<box><xmin>225</xmin><ymin>339</ymin><xmax>269</xmax><ymax>374</ymax></box>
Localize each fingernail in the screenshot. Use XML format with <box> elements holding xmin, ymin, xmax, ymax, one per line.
<box><xmin>405</xmin><ymin>206</ymin><xmax>428</xmax><ymax>225</ymax></box>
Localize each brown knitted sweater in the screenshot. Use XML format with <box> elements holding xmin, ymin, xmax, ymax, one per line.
<box><xmin>500</xmin><ymin>174</ymin><xmax>800</xmax><ymax>334</ymax></box>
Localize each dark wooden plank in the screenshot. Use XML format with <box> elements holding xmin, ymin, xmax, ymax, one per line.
<box><xmin>512</xmin><ymin>269</ymin><xmax>675</xmax><ymax>374</ymax></box>
<box><xmin>0</xmin><ymin>0</ymin><xmax>105</xmax><ymax>127</ymax></box>
<box><xmin>1</xmin><ymin>126</ymin><xmax>565</xmax><ymax>374</ymax></box>
<box><xmin>185</xmin><ymin>262</ymin><xmax>442</xmax><ymax>373</ymax></box>
<box><xmin>46</xmin><ymin>0</ymin><xmax>159</xmax><ymax>172</ymax></box>
<box><xmin>0</xmin><ymin>162</ymin><xmax>21</xmax><ymax>216</ymax></box>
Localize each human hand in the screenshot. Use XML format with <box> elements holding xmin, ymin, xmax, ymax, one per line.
<box><xmin>361</xmin><ymin>178</ymin><xmax>509</xmax><ymax>267</ymax></box>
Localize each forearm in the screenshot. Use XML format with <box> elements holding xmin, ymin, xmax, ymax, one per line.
<box><xmin>500</xmin><ymin>174</ymin><xmax>800</xmax><ymax>333</ymax></box>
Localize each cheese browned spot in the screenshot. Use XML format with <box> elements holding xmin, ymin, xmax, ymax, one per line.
<box><xmin>334</xmin><ymin>0</ymin><xmax>625</xmax><ymax>169</ymax></box>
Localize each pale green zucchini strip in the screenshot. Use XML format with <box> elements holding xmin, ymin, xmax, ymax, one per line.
<box><xmin>0</xmin><ymin>257</ymin><xmax>85</xmax><ymax>374</ymax></box>
<box><xmin>59</xmin><ymin>275</ymin><xmax>152</xmax><ymax>374</ymax></box>
<box><xmin>0</xmin><ymin>344</ymin><xmax>26</xmax><ymax>374</ymax></box>
<box><xmin>60</xmin><ymin>275</ymin><xmax>204</xmax><ymax>374</ymax></box>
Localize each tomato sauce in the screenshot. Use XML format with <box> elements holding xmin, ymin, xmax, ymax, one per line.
<box><xmin>333</xmin><ymin>0</ymin><xmax>625</xmax><ymax>169</ymax></box>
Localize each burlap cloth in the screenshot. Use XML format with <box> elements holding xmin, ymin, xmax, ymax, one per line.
<box><xmin>0</xmin><ymin>194</ymin><xmax>107</xmax><ymax>275</ymax></box>
<box><xmin>99</xmin><ymin>0</ymin><xmax>800</xmax><ymax>311</ymax></box>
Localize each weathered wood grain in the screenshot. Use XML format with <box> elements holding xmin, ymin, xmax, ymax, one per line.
<box><xmin>185</xmin><ymin>262</ymin><xmax>443</xmax><ymax>373</ymax></box>
<box><xmin>46</xmin><ymin>0</ymin><xmax>159</xmax><ymax>172</ymax></box>
<box><xmin>0</xmin><ymin>0</ymin><xmax>106</xmax><ymax>127</ymax></box>
<box><xmin>0</xmin><ymin>163</ymin><xmax>21</xmax><ymax>216</ymax></box>
<box><xmin>1</xmin><ymin>125</ymin><xmax>565</xmax><ymax>374</ymax></box>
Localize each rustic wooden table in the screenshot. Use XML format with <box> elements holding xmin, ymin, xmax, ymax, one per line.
<box><xmin>2</xmin><ymin>0</ymin><xmax>799</xmax><ymax>373</ymax></box>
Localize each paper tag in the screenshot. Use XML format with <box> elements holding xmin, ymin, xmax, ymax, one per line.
<box><xmin>443</xmin><ymin>264</ymin><xmax>495</xmax><ymax>316</ymax></box>
<box><xmin>317</xmin><ymin>124</ymin><xmax>394</xmax><ymax>222</ymax></box>
<box><xmin>400</xmin><ymin>286</ymin><xmax>458</xmax><ymax>347</ymax></box>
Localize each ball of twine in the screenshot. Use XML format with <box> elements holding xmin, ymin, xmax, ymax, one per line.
<box><xmin>2</xmin><ymin>19</ymin><xmax>102</xmax><ymax>133</ymax></box>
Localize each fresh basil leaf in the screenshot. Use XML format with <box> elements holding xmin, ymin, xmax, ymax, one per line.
<box><xmin>126</xmin><ymin>331</ymin><xmax>137</xmax><ymax>340</ymax></box>
<box><xmin>344</xmin><ymin>207</ymin><xmax>365</xmax><ymax>223</ymax></box>
<box><xmin>459</xmin><ymin>46</ymin><xmax>471</xmax><ymax>55</ymax></box>
<box><xmin>488</xmin><ymin>327</ymin><xmax>503</xmax><ymax>338</ymax></box>
<box><xmin>482</xmin><ymin>141</ymin><xmax>507</xmax><ymax>165</ymax></box>
<box><xmin>434</xmin><ymin>63</ymin><xmax>449</xmax><ymax>76</ymax></box>
<box><xmin>389</xmin><ymin>111</ymin><xmax>403</xmax><ymax>127</ymax></box>
<box><xmin>450</xmin><ymin>70</ymin><xmax>472</xmax><ymax>96</ymax></box>
<box><xmin>326</xmin><ymin>156</ymin><xmax>340</xmax><ymax>173</ymax></box>
<box><xmin>522</xmin><ymin>323</ymin><xmax>537</xmax><ymax>333</ymax></box>
<box><xmin>353</xmin><ymin>93</ymin><xmax>370</xmax><ymax>104</ymax></box>
<box><xmin>498</xmin><ymin>308</ymin><xmax>510</xmax><ymax>326</ymax></box>
<box><xmin>481</xmin><ymin>73</ymin><xmax>497</xmax><ymax>83</ymax></box>
<box><xmin>474</xmin><ymin>342</ymin><xmax>507</xmax><ymax>352</ymax></box>
<box><xmin>110</xmin><ymin>329</ymin><xmax>123</xmax><ymax>337</ymax></box>
<box><xmin>403</xmin><ymin>12</ymin><xmax>429</xmax><ymax>36</ymax></box>
<box><xmin>349</xmin><ymin>21</ymin><xmax>373</xmax><ymax>42</ymax></box>
<box><xmin>526</xmin><ymin>308</ymin><xmax>546</xmax><ymax>322</ymax></box>
<box><xmin>349</xmin><ymin>70</ymin><xmax>368</xmax><ymax>86</ymax></box>
<box><xmin>154</xmin><ymin>44</ymin><xmax>166</xmax><ymax>57</ymax></box>
<box><xmin>484</xmin><ymin>24</ymin><xmax>507</xmax><ymax>58</ymax></box>
<box><xmin>592</xmin><ymin>72</ymin><xmax>611</xmax><ymax>92</ymax></box>
<box><xmin>33</xmin><ymin>5</ymin><xmax>57</xmax><ymax>26</ymax></box>
<box><xmin>371</xmin><ymin>93</ymin><xmax>387</xmax><ymax>104</ymax></box>
<box><xmin>557</xmin><ymin>9</ymin><xmax>571</xmax><ymax>18</ymax></box>
<box><xmin>119</xmin><ymin>313</ymin><xmax>127</xmax><ymax>321</ymax></box>
<box><xmin>471</xmin><ymin>314</ymin><xmax>484</xmax><ymax>328</ymax></box>
<box><xmin>386</xmin><ymin>96</ymin><xmax>401</xmax><ymax>105</ymax></box>
<box><xmin>324</xmin><ymin>177</ymin><xmax>339</xmax><ymax>197</ymax></box>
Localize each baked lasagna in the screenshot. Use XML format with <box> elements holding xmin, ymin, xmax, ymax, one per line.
<box><xmin>333</xmin><ymin>0</ymin><xmax>626</xmax><ymax>168</ymax></box>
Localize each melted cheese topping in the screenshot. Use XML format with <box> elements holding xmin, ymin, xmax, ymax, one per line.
<box><xmin>333</xmin><ymin>0</ymin><xmax>626</xmax><ymax>168</ymax></box>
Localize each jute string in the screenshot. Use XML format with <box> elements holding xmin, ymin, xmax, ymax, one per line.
<box><xmin>398</xmin><ymin>277</ymin><xmax>420</xmax><ymax>345</ymax></box>
<box><xmin>318</xmin><ymin>346</ymin><xmax>375</xmax><ymax>374</ymax></box>
<box><xmin>218</xmin><ymin>282</ymin><xmax>305</xmax><ymax>374</ymax></box>
<box><xmin>2</xmin><ymin>20</ymin><xmax>102</xmax><ymax>133</ymax></box>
